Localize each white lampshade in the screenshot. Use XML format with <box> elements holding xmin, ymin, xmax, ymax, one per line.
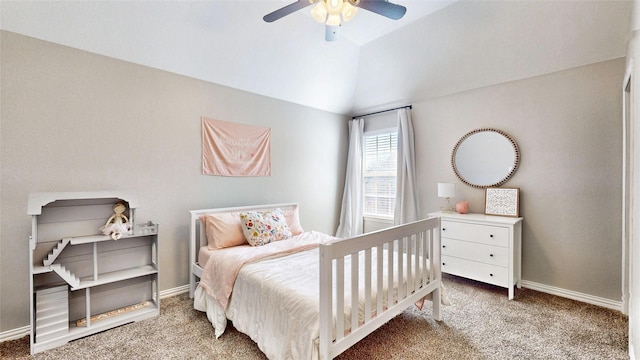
<box><xmin>341</xmin><ymin>2</ymin><xmax>358</xmax><ymax>22</ymax></box>
<box><xmin>438</xmin><ymin>183</ymin><xmax>456</xmax><ymax>198</ymax></box>
<box><xmin>326</xmin><ymin>0</ymin><xmax>343</xmax><ymax>15</ymax></box>
<box><xmin>326</xmin><ymin>13</ymin><xmax>341</xmax><ymax>26</ymax></box>
<box><xmin>311</xmin><ymin>2</ymin><xmax>328</xmax><ymax>23</ymax></box>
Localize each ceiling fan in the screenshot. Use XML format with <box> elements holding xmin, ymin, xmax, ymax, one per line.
<box><xmin>263</xmin><ymin>0</ymin><xmax>407</xmax><ymax>41</ymax></box>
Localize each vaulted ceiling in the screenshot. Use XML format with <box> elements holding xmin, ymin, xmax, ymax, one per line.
<box><xmin>0</xmin><ymin>1</ymin><xmax>633</xmax><ymax>115</ymax></box>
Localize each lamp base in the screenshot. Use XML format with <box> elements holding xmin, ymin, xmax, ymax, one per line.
<box><xmin>440</xmin><ymin>197</ymin><xmax>454</xmax><ymax>213</ymax></box>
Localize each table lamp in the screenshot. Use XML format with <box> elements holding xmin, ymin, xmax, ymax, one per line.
<box><xmin>438</xmin><ymin>182</ymin><xmax>456</xmax><ymax>213</ymax></box>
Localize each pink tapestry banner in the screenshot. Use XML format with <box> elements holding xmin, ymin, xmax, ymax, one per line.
<box><xmin>202</xmin><ymin>117</ymin><xmax>271</xmax><ymax>176</ymax></box>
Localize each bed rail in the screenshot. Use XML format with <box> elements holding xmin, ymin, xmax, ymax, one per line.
<box><xmin>318</xmin><ymin>217</ymin><xmax>441</xmax><ymax>360</ymax></box>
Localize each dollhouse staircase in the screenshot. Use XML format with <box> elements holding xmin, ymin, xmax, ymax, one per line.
<box><xmin>43</xmin><ymin>239</ymin><xmax>80</xmax><ymax>288</ymax></box>
<box><xmin>49</xmin><ymin>264</ymin><xmax>80</xmax><ymax>288</ymax></box>
<box><xmin>43</xmin><ymin>238</ymin><xmax>70</xmax><ymax>266</ymax></box>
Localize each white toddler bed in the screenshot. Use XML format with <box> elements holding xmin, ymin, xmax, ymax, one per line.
<box><xmin>189</xmin><ymin>203</ymin><xmax>442</xmax><ymax>360</ymax></box>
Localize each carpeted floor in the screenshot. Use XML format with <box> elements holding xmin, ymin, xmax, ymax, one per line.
<box><xmin>1</xmin><ymin>274</ymin><xmax>629</xmax><ymax>359</ymax></box>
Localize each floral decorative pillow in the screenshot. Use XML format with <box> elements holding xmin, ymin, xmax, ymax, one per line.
<box><xmin>240</xmin><ymin>209</ymin><xmax>292</xmax><ymax>246</ymax></box>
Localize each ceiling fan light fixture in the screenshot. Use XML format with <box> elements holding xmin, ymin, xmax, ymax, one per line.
<box><xmin>310</xmin><ymin>2</ymin><xmax>328</xmax><ymax>23</ymax></box>
<box><xmin>264</xmin><ymin>0</ymin><xmax>406</xmax><ymax>41</ymax></box>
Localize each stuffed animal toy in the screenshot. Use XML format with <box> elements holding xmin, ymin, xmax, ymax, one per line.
<box><xmin>100</xmin><ymin>202</ymin><xmax>131</xmax><ymax>240</ymax></box>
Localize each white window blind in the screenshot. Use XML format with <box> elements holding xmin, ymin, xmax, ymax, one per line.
<box><xmin>363</xmin><ymin>132</ymin><xmax>397</xmax><ymax>217</ymax></box>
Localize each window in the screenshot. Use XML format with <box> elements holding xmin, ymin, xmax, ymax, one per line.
<box><xmin>363</xmin><ymin>132</ymin><xmax>397</xmax><ymax>217</ymax></box>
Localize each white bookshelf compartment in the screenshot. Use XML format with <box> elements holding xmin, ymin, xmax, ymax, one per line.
<box><xmin>69</xmin><ymin>276</ymin><xmax>157</xmax><ymax>323</ymax></box>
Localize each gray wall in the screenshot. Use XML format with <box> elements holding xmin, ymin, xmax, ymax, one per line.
<box><xmin>414</xmin><ymin>58</ymin><xmax>624</xmax><ymax>301</ymax></box>
<box><xmin>0</xmin><ymin>31</ymin><xmax>348</xmax><ymax>332</ymax></box>
<box><xmin>0</xmin><ymin>30</ymin><xmax>625</xmax><ymax>333</ymax></box>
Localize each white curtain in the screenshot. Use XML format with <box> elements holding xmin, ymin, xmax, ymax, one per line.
<box><xmin>335</xmin><ymin>118</ymin><xmax>364</xmax><ymax>238</ymax></box>
<box><xmin>394</xmin><ymin>108</ymin><xmax>419</xmax><ymax>225</ymax></box>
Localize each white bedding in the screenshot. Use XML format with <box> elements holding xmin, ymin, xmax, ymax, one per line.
<box><xmin>194</xmin><ymin>231</ymin><xmax>435</xmax><ymax>360</ymax></box>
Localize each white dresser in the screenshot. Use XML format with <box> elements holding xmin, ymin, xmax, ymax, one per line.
<box><xmin>429</xmin><ymin>211</ymin><xmax>523</xmax><ymax>299</ymax></box>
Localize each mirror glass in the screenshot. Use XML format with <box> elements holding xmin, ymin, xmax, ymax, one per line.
<box><xmin>451</xmin><ymin>128</ymin><xmax>520</xmax><ymax>188</ymax></box>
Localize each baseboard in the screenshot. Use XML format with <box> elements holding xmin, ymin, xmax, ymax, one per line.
<box><xmin>0</xmin><ymin>325</ymin><xmax>30</xmax><ymax>342</ymax></box>
<box><xmin>521</xmin><ymin>280</ymin><xmax>623</xmax><ymax>312</ymax></box>
<box><xmin>0</xmin><ymin>284</ymin><xmax>191</xmax><ymax>343</ymax></box>
<box><xmin>160</xmin><ymin>284</ymin><xmax>189</xmax><ymax>299</ymax></box>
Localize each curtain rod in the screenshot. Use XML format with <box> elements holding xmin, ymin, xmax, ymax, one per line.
<box><xmin>352</xmin><ymin>105</ymin><xmax>412</xmax><ymax>119</ymax></box>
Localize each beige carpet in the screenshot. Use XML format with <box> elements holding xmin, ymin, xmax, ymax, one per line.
<box><xmin>1</xmin><ymin>274</ymin><xmax>629</xmax><ymax>359</ymax></box>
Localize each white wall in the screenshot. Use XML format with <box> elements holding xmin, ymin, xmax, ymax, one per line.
<box><xmin>0</xmin><ymin>31</ymin><xmax>348</xmax><ymax>332</ymax></box>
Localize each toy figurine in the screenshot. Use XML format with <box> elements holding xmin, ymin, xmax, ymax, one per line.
<box><xmin>100</xmin><ymin>202</ymin><xmax>130</xmax><ymax>240</ymax></box>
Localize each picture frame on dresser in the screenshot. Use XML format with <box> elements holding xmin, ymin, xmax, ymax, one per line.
<box><xmin>485</xmin><ymin>187</ymin><xmax>520</xmax><ymax>217</ymax></box>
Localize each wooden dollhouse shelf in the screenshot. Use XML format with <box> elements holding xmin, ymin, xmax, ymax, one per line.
<box><xmin>65</xmin><ymin>228</ymin><xmax>158</xmax><ymax>245</ymax></box>
<box><xmin>28</xmin><ymin>191</ymin><xmax>159</xmax><ymax>355</ymax></box>
<box><xmin>73</xmin><ymin>265</ymin><xmax>158</xmax><ymax>290</ymax></box>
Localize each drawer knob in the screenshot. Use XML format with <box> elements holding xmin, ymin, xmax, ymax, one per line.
<box><xmin>490</xmin><ymin>254</ymin><xmax>494</xmax><ymax>257</ymax></box>
<box><xmin>490</xmin><ymin>234</ymin><xmax>494</xmax><ymax>238</ymax></box>
<box><xmin>442</xmin><ymin>245</ymin><xmax>446</xmax><ymax>249</ymax></box>
<box><xmin>442</xmin><ymin>228</ymin><xmax>446</xmax><ymax>231</ymax></box>
<box><xmin>442</xmin><ymin>262</ymin><xmax>446</xmax><ymax>266</ymax></box>
<box><xmin>490</xmin><ymin>273</ymin><xmax>494</xmax><ymax>277</ymax></box>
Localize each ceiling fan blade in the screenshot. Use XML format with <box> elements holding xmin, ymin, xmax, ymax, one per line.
<box><xmin>325</xmin><ymin>25</ymin><xmax>339</xmax><ymax>41</ymax></box>
<box><xmin>357</xmin><ymin>0</ymin><xmax>407</xmax><ymax>20</ymax></box>
<box><xmin>263</xmin><ymin>1</ymin><xmax>313</xmax><ymax>23</ymax></box>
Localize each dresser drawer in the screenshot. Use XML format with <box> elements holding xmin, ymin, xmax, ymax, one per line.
<box><xmin>441</xmin><ymin>255</ymin><xmax>509</xmax><ymax>288</ymax></box>
<box><xmin>441</xmin><ymin>238</ymin><xmax>509</xmax><ymax>267</ymax></box>
<box><xmin>441</xmin><ymin>220</ymin><xmax>509</xmax><ymax>247</ymax></box>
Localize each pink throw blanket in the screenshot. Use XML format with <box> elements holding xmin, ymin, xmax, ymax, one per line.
<box><xmin>199</xmin><ymin>233</ymin><xmax>325</xmax><ymax>310</ymax></box>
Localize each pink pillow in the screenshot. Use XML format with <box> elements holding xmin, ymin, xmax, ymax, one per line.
<box><xmin>281</xmin><ymin>206</ymin><xmax>304</xmax><ymax>235</ymax></box>
<box><xmin>201</xmin><ymin>212</ymin><xmax>246</xmax><ymax>250</ymax></box>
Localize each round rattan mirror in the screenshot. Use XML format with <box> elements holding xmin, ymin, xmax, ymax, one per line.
<box><xmin>451</xmin><ymin>128</ymin><xmax>520</xmax><ymax>188</ymax></box>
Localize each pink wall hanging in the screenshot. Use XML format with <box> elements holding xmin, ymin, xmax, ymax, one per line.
<box><xmin>202</xmin><ymin>117</ymin><xmax>271</xmax><ymax>176</ymax></box>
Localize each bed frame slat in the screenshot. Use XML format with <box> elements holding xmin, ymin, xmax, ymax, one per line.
<box><xmin>387</xmin><ymin>241</ymin><xmax>394</xmax><ymax>308</ymax></box>
<box><xmin>350</xmin><ymin>252</ymin><xmax>359</xmax><ymax>332</ymax></box>
<box><xmin>398</xmin><ymin>237</ymin><xmax>404</xmax><ymax>301</ymax></box>
<box><xmin>336</xmin><ymin>257</ymin><xmax>345</xmax><ymax>340</ymax></box>
<box><xmin>364</xmin><ymin>248</ymin><xmax>372</xmax><ymax>323</ymax></box>
<box><xmin>376</xmin><ymin>244</ymin><xmax>383</xmax><ymax>317</ymax></box>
